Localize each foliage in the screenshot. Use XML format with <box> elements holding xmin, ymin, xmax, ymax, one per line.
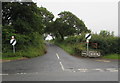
<box><xmin>99</xmin><ymin>30</ymin><xmax>114</xmax><ymax>37</ymax></box>
<box><xmin>56</xmin><ymin>42</ymin><xmax>75</xmax><ymax>55</ymax></box>
<box><xmin>2</xmin><ymin>2</ymin><xmax>48</xmax><ymax>58</ymax></box>
<box><xmin>55</xmin><ymin>31</ymin><xmax>119</xmax><ymax>57</ymax></box>
<box><xmin>37</xmin><ymin>7</ymin><xmax>54</xmax><ymax>34</ymax></box>
<box><xmin>52</xmin><ymin>11</ymin><xmax>90</xmax><ymax>40</ymax></box>
<box><xmin>73</xmin><ymin>44</ymin><xmax>86</xmax><ymax>56</ymax></box>
<box><xmin>63</xmin><ymin>33</ymin><xmax>86</xmax><ymax>44</ymax></box>
<box><xmin>90</xmin><ymin>34</ymin><xmax>119</xmax><ymax>55</ymax></box>
<box><xmin>3</xmin><ymin>32</ymin><xmax>46</xmax><ymax>58</ymax></box>
<box><xmin>55</xmin><ymin>34</ymin><xmax>86</xmax><ymax>56</ymax></box>
<box><xmin>2</xmin><ymin>2</ymin><xmax>119</xmax><ymax>59</ymax></box>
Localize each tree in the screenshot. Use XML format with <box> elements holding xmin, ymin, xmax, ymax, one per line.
<box><xmin>53</xmin><ymin>11</ymin><xmax>89</xmax><ymax>40</ymax></box>
<box><xmin>2</xmin><ymin>2</ymin><xmax>43</xmax><ymax>34</ymax></box>
<box><xmin>37</xmin><ymin>7</ymin><xmax>54</xmax><ymax>34</ymax></box>
<box><xmin>99</xmin><ymin>30</ymin><xmax>114</xmax><ymax>37</ymax></box>
<box><xmin>2</xmin><ymin>2</ymin><xmax>45</xmax><ymax>52</ymax></box>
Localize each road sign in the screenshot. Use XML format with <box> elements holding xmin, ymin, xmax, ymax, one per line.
<box><xmin>10</xmin><ymin>36</ymin><xmax>16</xmax><ymax>53</ymax></box>
<box><xmin>10</xmin><ymin>39</ymin><xmax>16</xmax><ymax>46</ymax></box>
<box><xmin>85</xmin><ymin>33</ymin><xmax>91</xmax><ymax>56</ymax></box>
<box><xmin>85</xmin><ymin>33</ymin><xmax>91</xmax><ymax>40</ymax></box>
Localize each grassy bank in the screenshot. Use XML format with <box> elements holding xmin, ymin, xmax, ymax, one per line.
<box><xmin>2</xmin><ymin>44</ymin><xmax>46</xmax><ymax>60</ymax></box>
<box><xmin>2</xmin><ymin>56</ymin><xmax>24</xmax><ymax>60</ymax></box>
<box><xmin>55</xmin><ymin>41</ymin><xmax>85</xmax><ymax>56</ymax></box>
<box><xmin>102</xmin><ymin>54</ymin><xmax>119</xmax><ymax>59</ymax></box>
<box><xmin>55</xmin><ymin>42</ymin><xmax>75</xmax><ymax>55</ymax></box>
<box><xmin>57</xmin><ymin>43</ymin><xmax>75</xmax><ymax>55</ymax></box>
<box><xmin>55</xmin><ymin>42</ymin><xmax>119</xmax><ymax>59</ymax></box>
<box><xmin>2</xmin><ymin>32</ymin><xmax>47</xmax><ymax>60</ymax></box>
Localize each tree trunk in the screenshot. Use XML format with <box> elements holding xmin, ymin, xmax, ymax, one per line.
<box><xmin>59</xmin><ymin>31</ymin><xmax>64</xmax><ymax>40</ymax></box>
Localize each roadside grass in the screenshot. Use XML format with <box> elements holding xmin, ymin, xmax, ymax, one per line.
<box><xmin>0</xmin><ymin>54</ymin><xmax>23</xmax><ymax>61</ymax></box>
<box><xmin>55</xmin><ymin>42</ymin><xmax>119</xmax><ymax>59</ymax></box>
<box><xmin>2</xmin><ymin>44</ymin><xmax>46</xmax><ymax>60</ymax></box>
<box><xmin>2</xmin><ymin>56</ymin><xmax>23</xmax><ymax>60</ymax></box>
<box><xmin>55</xmin><ymin>42</ymin><xmax>75</xmax><ymax>55</ymax></box>
<box><xmin>59</xmin><ymin>44</ymin><xmax>75</xmax><ymax>55</ymax></box>
<box><xmin>102</xmin><ymin>54</ymin><xmax>120</xmax><ymax>59</ymax></box>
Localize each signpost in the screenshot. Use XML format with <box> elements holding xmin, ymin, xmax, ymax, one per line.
<box><xmin>85</xmin><ymin>33</ymin><xmax>91</xmax><ymax>56</ymax></box>
<box><xmin>10</xmin><ymin>36</ymin><xmax>16</xmax><ymax>53</ymax></box>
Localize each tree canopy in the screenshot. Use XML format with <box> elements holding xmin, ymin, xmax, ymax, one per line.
<box><xmin>37</xmin><ymin>7</ymin><xmax>54</xmax><ymax>34</ymax></box>
<box><xmin>2</xmin><ymin>2</ymin><xmax>53</xmax><ymax>52</ymax></box>
<box><xmin>2</xmin><ymin>2</ymin><xmax>90</xmax><ymax>53</ymax></box>
<box><xmin>51</xmin><ymin>11</ymin><xmax>90</xmax><ymax>40</ymax></box>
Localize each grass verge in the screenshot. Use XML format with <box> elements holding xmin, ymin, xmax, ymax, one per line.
<box><xmin>2</xmin><ymin>56</ymin><xmax>24</xmax><ymax>60</ymax></box>
<box><xmin>102</xmin><ymin>54</ymin><xmax>120</xmax><ymax>59</ymax></box>
<box><xmin>55</xmin><ymin>42</ymin><xmax>119</xmax><ymax>59</ymax></box>
<box><xmin>2</xmin><ymin>44</ymin><xmax>46</xmax><ymax>60</ymax></box>
<box><xmin>55</xmin><ymin>42</ymin><xmax>75</xmax><ymax>55</ymax></box>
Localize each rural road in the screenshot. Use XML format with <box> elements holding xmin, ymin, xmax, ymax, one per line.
<box><xmin>2</xmin><ymin>43</ymin><xmax>118</xmax><ymax>81</ymax></box>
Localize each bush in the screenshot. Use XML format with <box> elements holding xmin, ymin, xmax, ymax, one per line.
<box><xmin>90</xmin><ymin>34</ymin><xmax>119</xmax><ymax>55</ymax></box>
<box><xmin>3</xmin><ymin>45</ymin><xmax>46</xmax><ymax>58</ymax></box>
<box><xmin>2</xmin><ymin>32</ymin><xmax>46</xmax><ymax>58</ymax></box>
<box><xmin>73</xmin><ymin>44</ymin><xmax>86</xmax><ymax>56</ymax></box>
<box><xmin>55</xmin><ymin>32</ymin><xmax>119</xmax><ymax>56</ymax></box>
<box><xmin>64</xmin><ymin>36</ymin><xmax>77</xmax><ymax>44</ymax></box>
<box><xmin>64</xmin><ymin>33</ymin><xmax>86</xmax><ymax>44</ymax></box>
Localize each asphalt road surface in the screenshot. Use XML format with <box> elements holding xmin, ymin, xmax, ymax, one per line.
<box><xmin>2</xmin><ymin>43</ymin><xmax>118</xmax><ymax>81</ymax></box>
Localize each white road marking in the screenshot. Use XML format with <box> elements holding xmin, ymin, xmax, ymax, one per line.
<box><xmin>106</xmin><ymin>68</ymin><xmax>118</xmax><ymax>72</ymax></box>
<box><xmin>78</xmin><ymin>69</ymin><xmax>88</xmax><ymax>72</ymax></box>
<box><xmin>3</xmin><ymin>68</ymin><xmax>117</xmax><ymax>76</ymax></box>
<box><xmin>59</xmin><ymin>61</ymin><xmax>65</xmax><ymax>71</ymax></box>
<box><xmin>96</xmin><ymin>60</ymin><xmax>110</xmax><ymax>62</ymax></box>
<box><xmin>0</xmin><ymin>74</ymin><xmax>9</xmax><ymax>75</ymax></box>
<box><xmin>55</xmin><ymin>53</ymin><xmax>117</xmax><ymax>73</ymax></box>
<box><xmin>17</xmin><ymin>73</ymin><xmax>27</xmax><ymax>75</ymax></box>
<box><xmin>92</xmin><ymin>68</ymin><xmax>104</xmax><ymax>72</ymax></box>
<box><xmin>69</xmin><ymin>68</ymin><xmax>118</xmax><ymax>72</ymax></box>
<box><xmin>56</xmin><ymin>53</ymin><xmax>65</xmax><ymax>71</ymax></box>
<box><xmin>56</xmin><ymin>53</ymin><xmax>60</xmax><ymax>60</ymax></box>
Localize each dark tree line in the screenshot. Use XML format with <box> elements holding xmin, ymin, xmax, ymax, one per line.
<box><xmin>2</xmin><ymin>2</ymin><xmax>89</xmax><ymax>52</ymax></box>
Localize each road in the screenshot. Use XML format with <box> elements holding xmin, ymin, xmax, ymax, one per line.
<box><xmin>2</xmin><ymin>43</ymin><xmax>118</xmax><ymax>81</ymax></box>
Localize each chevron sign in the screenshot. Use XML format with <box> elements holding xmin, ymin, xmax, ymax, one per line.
<box><xmin>85</xmin><ymin>33</ymin><xmax>91</xmax><ymax>40</ymax></box>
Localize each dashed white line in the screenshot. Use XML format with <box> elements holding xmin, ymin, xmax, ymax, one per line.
<box><xmin>55</xmin><ymin>53</ymin><xmax>117</xmax><ymax>73</ymax></box>
<box><xmin>56</xmin><ymin>53</ymin><xmax>60</xmax><ymax>60</ymax></box>
<box><xmin>56</xmin><ymin>53</ymin><xmax>65</xmax><ymax>71</ymax></box>
<box><xmin>59</xmin><ymin>61</ymin><xmax>65</xmax><ymax>71</ymax></box>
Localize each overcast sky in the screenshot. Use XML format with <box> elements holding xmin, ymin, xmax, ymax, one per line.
<box><xmin>34</xmin><ymin>0</ymin><xmax>118</xmax><ymax>36</ymax></box>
